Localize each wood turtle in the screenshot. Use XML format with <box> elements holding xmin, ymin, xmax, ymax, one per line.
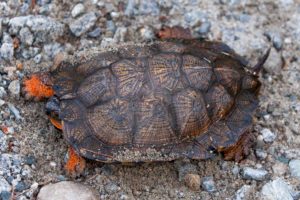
<box><xmin>23</xmin><ymin>27</ymin><xmax>270</xmax><ymax>176</ymax></box>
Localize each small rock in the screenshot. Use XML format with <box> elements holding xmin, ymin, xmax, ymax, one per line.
<box><xmin>19</xmin><ymin>27</ymin><xmax>34</xmax><ymax>46</ymax></box>
<box><xmin>242</xmin><ymin>167</ymin><xmax>268</xmax><ymax>181</ymax></box>
<box><xmin>106</xmin><ymin>20</ymin><xmax>116</xmax><ymax>34</ymax></box>
<box><xmin>0</xmin><ymin>43</ymin><xmax>14</xmax><ymax>61</ymax></box>
<box><xmin>264</xmin><ymin>31</ymin><xmax>283</xmax><ymax>50</ymax></box>
<box><xmin>34</xmin><ymin>54</ymin><xmax>42</xmax><ymax>63</ymax></box>
<box><xmin>261</xmin><ymin>128</ymin><xmax>276</xmax><ymax>143</ymax></box>
<box><xmin>185</xmin><ymin>10</ymin><xmax>207</xmax><ymax>27</ymax></box>
<box><xmin>0</xmin><ymin>191</ymin><xmax>11</xmax><ymax>200</ymax></box>
<box><xmin>104</xmin><ymin>182</ymin><xmax>120</xmax><ymax>194</ymax></box>
<box><xmin>255</xmin><ymin>149</ymin><xmax>268</xmax><ymax>160</ymax></box>
<box><xmin>124</xmin><ymin>0</ymin><xmax>135</xmax><ymax>16</ymax></box>
<box><xmin>263</xmin><ymin>48</ymin><xmax>283</xmax><ymax>75</ymax></box>
<box><xmin>0</xmin><ymin>176</ymin><xmax>11</xmax><ymax>194</ymax></box>
<box><xmin>140</xmin><ymin>26</ymin><xmax>155</xmax><ymax>40</ymax></box>
<box><xmin>261</xmin><ymin>178</ymin><xmax>293</xmax><ymax>200</ymax></box>
<box><xmin>37</xmin><ymin>181</ymin><xmax>100</xmax><ymax>200</ymax></box>
<box><xmin>69</xmin><ymin>12</ymin><xmax>97</xmax><ymax>37</ymax></box>
<box><xmin>0</xmin><ymin>99</ymin><xmax>5</xmax><ymax>107</ymax></box>
<box><xmin>43</xmin><ymin>43</ymin><xmax>64</xmax><ymax>60</ymax></box>
<box><xmin>15</xmin><ymin>181</ymin><xmax>29</xmax><ymax>192</ymax></box>
<box><xmin>197</xmin><ymin>21</ymin><xmax>211</xmax><ymax>35</ymax></box>
<box><xmin>184</xmin><ymin>174</ymin><xmax>200</xmax><ymax>191</ymax></box>
<box><xmin>232</xmin><ymin>165</ymin><xmax>240</xmax><ymax>176</ymax></box>
<box><xmin>8</xmin><ymin>103</ymin><xmax>22</xmax><ymax>120</ymax></box>
<box><xmin>235</xmin><ymin>185</ymin><xmax>254</xmax><ymax>200</ymax></box>
<box><xmin>71</xmin><ymin>3</ymin><xmax>85</xmax><ymax>18</ymax></box>
<box><xmin>289</xmin><ymin>159</ymin><xmax>300</xmax><ymax>180</ymax></box>
<box><xmin>113</xmin><ymin>27</ymin><xmax>128</xmax><ymax>43</ymax></box>
<box><xmin>139</xmin><ymin>1</ymin><xmax>159</xmax><ymax>15</ymax></box>
<box><xmin>88</xmin><ymin>27</ymin><xmax>101</xmax><ymax>38</ymax></box>
<box><xmin>0</xmin><ymin>87</ymin><xmax>7</xmax><ymax>99</ymax></box>
<box><xmin>201</xmin><ymin>176</ymin><xmax>216</xmax><ymax>193</ymax></box>
<box><xmin>8</xmin><ymin>80</ymin><xmax>20</xmax><ymax>99</ymax></box>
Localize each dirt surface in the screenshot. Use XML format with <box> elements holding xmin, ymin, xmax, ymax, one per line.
<box><xmin>1</xmin><ymin>0</ymin><xmax>300</xmax><ymax>199</ymax></box>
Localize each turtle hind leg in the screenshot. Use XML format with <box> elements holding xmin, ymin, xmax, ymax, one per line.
<box><xmin>65</xmin><ymin>147</ymin><xmax>86</xmax><ymax>177</ymax></box>
<box><xmin>22</xmin><ymin>73</ymin><xmax>54</xmax><ymax>101</ymax></box>
<box><xmin>221</xmin><ymin>132</ymin><xmax>255</xmax><ymax>162</ymax></box>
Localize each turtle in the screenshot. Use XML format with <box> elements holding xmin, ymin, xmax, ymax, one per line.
<box><xmin>23</xmin><ymin>26</ymin><xmax>270</xmax><ymax>176</ymax></box>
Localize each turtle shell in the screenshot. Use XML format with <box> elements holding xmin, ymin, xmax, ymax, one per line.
<box><xmin>50</xmin><ymin>40</ymin><xmax>260</xmax><ymax>162</ymax></box>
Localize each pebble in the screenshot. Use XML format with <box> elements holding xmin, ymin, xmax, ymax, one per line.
<box><xmin>34</xmin><ymin>54</ymin><xmax>42</xmax><ymax>63</ymax></box>
<box><xmin>69</xmin><ymin>12</ymin><xmax>97</xmax><ymax>37</ymax></box>
<box><xmin>37</xmin><ymin>181</ymin><xmax>100</xmax><ymax>200</ymax></box>
<box><xmin>263</xmin><ymin>48</ymin><xmax>283</xmax><ymax>75</ymax></box>
<box><xmin>8</xmin><ymin>80</ymin><xmax>20</xmax><ymax>99</ymax></box>
<box><xmin>88</xmin><ymin>27</ymin><xmax>101</xmax><ymax>38</ymax></box>
<box><xmin>71</xmin><ymin>3</ymin><xmax>85</xmax><ymax>18</ymax></box>
<box><xmin>0</xmin><ymin>87</ymin><xmax>7</xmax><ymax>99</ymax></box>
<box><xmin>0</xmin><ymin>191</ymin><xmax>11</xmax><ymax>200</ymax></box>
<box><xmin>0</xmin><ymin>42</ymin><xmax>14</xmax><ymax>61</ymax></box>
<box><xmin>140</xmin><ymin>26</ymin><xmax>155</xmax><ymax>40</ymax></box>
<box><xmin>43</xmin><ymin>42</ymin><xmax>64</xmax><ymax>60</ymax></box>
<box><xmin>0</xmin><ymin>99</ymin><xmax>5</xmax><ymax>107</ymax></box>
<box><xmin>138</xmin><ymin>1</ymin><xmax>159</xmax><ymax>15</ymax></box>
<box><xmin>0</xmin><ymin>176</ymin><xmax>11</xmax><ymax>194</ymax></box>
<box><xmin>261</xmin><ymin>128</ymin><xmax>276</xmax><ymax>143</ymax></box>
<box><xmin>8</xmin><ymin>103</ymin><xmax>21</xmax><ymax>120</ymax></box>
<box><xmin>106</xmin><ymin>20</ymin><xmax>116</xmax><ymax>34</ymax></box>
<box><xmin>124</xmin><ymin>0</ymin><xmax>135</xmax><ymax>16</ymax></box>
<box><xmin>201</xmin><ymin>176</ymin><xmax>216</xmax><ymax>193</ymax></box>
<box><xmin>184</xmin><ymin>10</ymin><xmax>206</xmax><ymax>27</ymax></box>
<box><xmin>184</xmin><ymin>173</ymin><xmax>200</xmax><ymax>191</ymax></box>
<box><xmin>197</xmin><ymin>21</ymin><xmax>211</xmax><ymax>35</ymax></box>
<box><xmin>15</xmin><ymin>181</ymin><xmax>29</xmax><ymax>192</ymax></box>
<box><xmin>264</xmin><ymin>31</ymin><xmax>283</xmax><ymax>50</ymax></box>
<box><xmin>241</xmin><ymin>167</ymin><xmax>268</xmax><ymax>181</ymax></box>
<box><xmin>289</xmin><ymin>159</ymin><xmax>300</xmax><ymax>180</ymax></box>
<box><xmin>261</xmin><ymin>178</ymin><xmax>293</xmax><ymax>200</ymax></box>
<box><xmin>19</xmin><ymin>27</ymin><xmax>33</xmax><ymax>46</ymax></box>
<box><xmin>104</xmin><ymin>182</ymin><xmax>120</xmax><ymax>194</ymax></box>
<box><xmin>255</xmin><ymin>149</ymin><xmax>268</xmax><ymax>160</ymax></box>
<box><xmin>235</xmin><ymin>185</ymin><xmax>253</xmax><ymax>200</ymax></box>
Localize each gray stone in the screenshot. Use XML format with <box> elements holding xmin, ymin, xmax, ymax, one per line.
<box><xmin>8</xmin><ymin>103</ymin><xmax>21</xmax><ymax>120</ymax></box>
<box><xmin>104</xmin><ymin>182</ymin><xmax>120</xmax><ymax>194</ymax></box>
<box><xmin>8</xmin><ymin>80</ymin><xmax>20</xmax><ymax>99</ymax></box>
<box><xmin>0</xmin><ymin>87</ymin><xmax>7</xmax><ymax>98</ymax></box>
<box><xmin>261</xmin><ymin>128</ymin><xmax>276</xmax><ymax>143</ymax></box>
<box><xmin>106</xmin><ymin>20</ymin><xmax>116</xmax><ymax>34</ymax></box>
<box><xmin>265</xmin><ymin>31</ymin><xmax>283</xmax><ymax>50</ymax></box>
<box><xmin>21</xmin><ymin>47</ymin><xmax>40</xmax><ymax>59</ymax></box>
<box><xmin>0</xmin><ymin>2</ymin><xmax>11</xmax><ymax>17</ymax></box>
<box><xmin>0</xmin><ymin>99</ymin><xmax>5</xmax><ymax>107</ymax></box>
<box><xmin>125</xmin><ymin>0</ymin><xmax>135</xmax><ymax>16</ymax></box>
<box><xmin>0</xmin><ymin>43</ymin><xmax>14</xmax><ymax>61</ymax></box>
<box><xmin>255</xmin><ymin>149</ymin><xmax>268</xmax><ymax>160</ymax></box>
<box><xmin>140</xmin><ymin>26</ymin><xmax>155</xmax><ymax>40</ymax></box>
<box><xmin>201</xmin><ymin>176</ymin><xmax>216</xmax><ymax>193</ymax></box>
<box><xmin>69</xmin><ymin>12</ymin><xmax>97</xmax><ymax>37</ymax></box>
<box><xmin>0</xmin><ymin>191</ymin><xmax>11</xmax><ymax>200</ymax></box>
<box><xmin>235</xmin><ymin>185</ymin><xmax>253</xmax><ymax>200</ymax></box>
<box><xmin>37</xmin><ymin>181</ymin><xmax>100</xmax><ymax>200</ymax></box>
<box><xmin>185</xmin><ymin>10</ymin><xmax>206</xmax><ymax>27</ymax></box>
<box><xmin>272</xmin><ymin>162</ymin><xmax>288</xmax><ymax>176</ymax></box>
<box><xmin>71</xmin><ymin>3</ymin><xmax>85</xmax><ymax>18</ymax></box>
<box><xmin>19</xmin><ymin>27</ymin><xmax>34</xmax><ymax>46</ymax></box>
<box><xmin>88</xmin><ymin>27</ymin><xmax>101</xmax><ymax>38</ymax></box>
<box><xmin>0</xmin><ymin>176</ymin><xmax>11</xmax><ymax>194</ymax></box>
<box><xmin>9</xmin><ymin>16</ymin><xmax>64</xmax><ymax>42</ymax></box>
<box><xmin>261</xmin><ymin>178</ymin><xmax>293</xmax><ymax>200</ymax></box>
<box><xmin>34</xmin><ymin>54</ymin><xmax>42</xmax><ymax>63</ymax></box>
<box><xmin>139</xmin><ymin>1</ymin><xmax>159</xmax><ymax>16</ymax></box>
<box><xmin>113</xmin><ymin>27</ymin><xmax>128</xmax><ymax>43</ymax></box>
<box><xmin>263</xmin><ymin>48</ymin><xmax>283</xmax><ymax>75</ymax></box>
<box><xmin>289</xmin><ymin>159</ymin><xmax>300</xmax><ymax>180</ymax></box>
<box><xmin>43</xmin><ymin>43</ymin><xmax>64</xmax><ymax>60</ymax></box>
<box><xmin>242</xmin><ymin>167</ymin><xmax>268</xmax><ymax>181</ymax></box>
<box><xmin>197</xmin><ymin>22</ymin><xmax>211</xmax><ymax>35</ymax></box>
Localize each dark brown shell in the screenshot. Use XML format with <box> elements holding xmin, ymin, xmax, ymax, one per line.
<box><xmin>51</xmin><ymin>40</ymin><xmax>260</xmax><ymax>162</ymax></box>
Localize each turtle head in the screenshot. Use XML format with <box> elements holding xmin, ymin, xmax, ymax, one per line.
<box><xmin>242</xmin><ymin>48</ymin><xmax>271</xmax><ymax>93</ymax></box>
<box><xmin>46</xmin><ymin>96</ymin><xmax>61</xmax><ymax>122</ymax></box>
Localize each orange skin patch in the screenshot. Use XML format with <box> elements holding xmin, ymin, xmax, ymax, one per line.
<box><xmin>65</xmin><ymin>147</ymin><xmax>86</xmax><ymax>177</ymax></box>
<box><xmin>23</xmin><ymin>74</ymin><xmax>54</xmax><ymax>100</ymax></box>
<box><xmin>49</xmin><ymin>117</ymin><xmax>63</xmax><ymax>130</ymax></box>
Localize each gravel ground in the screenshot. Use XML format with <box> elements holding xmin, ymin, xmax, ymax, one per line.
<box><xmin>0</xmin><ymin>0</ymin><xmax>300</xmax><ymax>199</ymax></box>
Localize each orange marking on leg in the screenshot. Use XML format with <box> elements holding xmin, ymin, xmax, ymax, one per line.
<box><xmin>23</xmin><ymin>74</ymin><xmax>54</xmax><ymax>100</ymax></box>
<box><xmin>65</xmin><ymin>147</ymin><xmax>86</xmax><ymax>177</ymax></box>
<box><xmin>49</xmin><ymin>117</ymin><xmax>62</xmax><ymax>130</ymax></box>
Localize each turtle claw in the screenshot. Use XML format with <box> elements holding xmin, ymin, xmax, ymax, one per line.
<box><xmin>65</xmin><ymin>147</ymin><xmax>86</xmax><ymax>177</ymax></box>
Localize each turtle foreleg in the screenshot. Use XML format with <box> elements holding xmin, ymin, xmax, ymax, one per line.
<box><xmin>65</xmin><ymin>147</ymin><xmax>86</xmax><ymax>177</ymax></box>
<box><xmin>22</xmin><ymin>72</ymin><xmax>54</xmax><ymax>101</ymax></box>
